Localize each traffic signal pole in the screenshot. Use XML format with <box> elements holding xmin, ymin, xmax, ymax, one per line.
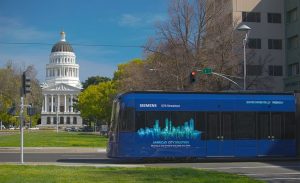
<box><xmin>20</xmin><ymin>71</ymin><xmax>31</xmax><ymax>164</ymax></box>
<box><xmin>195</xmin><ymin>69</ymin><xmax>243</xmax><ymax>89</ymax></box>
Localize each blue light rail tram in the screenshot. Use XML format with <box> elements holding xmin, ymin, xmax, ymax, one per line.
<box><xmin>107</xmin><ymin>91</ymin><xmax>298</xmax><ymax>159</ymax></box>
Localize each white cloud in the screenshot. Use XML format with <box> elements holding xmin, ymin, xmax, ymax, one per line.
<box><xmin>118</xmin><ymin>13</ymin><xmax>167</xmax><ymax>28</ymax></box>
<box><xmin>118</xmin><ymin>14</ymin><xmax>142</xmax><ymax>27</ymax></box>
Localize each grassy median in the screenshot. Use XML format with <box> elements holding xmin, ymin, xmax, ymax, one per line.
<box><xmin>0</xmin><ymin>165</ymin><xmax>262</xmax><ymax>183</ymax></box>
<box><xmin>0</xmin><ymin>130</ymin><xmax>107</xmax><ymax>147</ymax></box>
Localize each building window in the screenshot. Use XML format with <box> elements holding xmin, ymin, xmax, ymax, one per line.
<box><xmin>247</xmin><ymin>38</ymin><xmax>261</xmax><ymax>49</ymax></box>
<box><xmin>268</xmin><ymin>39</ymin><xmax>282</xmax><ymax>49</ymax></box>
<box><xmin>73</xmin><ymin>117</ymin><xmax>77</xmax><ymax>124</ymax></box>
<box><xmin>268</xmin><ymin>13</ymin><xmax>281</xmax><ymax>23</ymax></box>
<box><xmin>47</xmin><ymin>117</ymin><xmax>51</xmax><ymax>124</ymax></box>
<box><xmin>49</xmin><ymin>97</ymin><xmax>51</xmax><ymax>103</ymax></box>
<box><xmin>287</xmin><ymin>8</ymin><xmax>297</xmax><ymax>23</ymax></box>
<box><xmin>60</xmin><ymin>106</ymin><xmax>64</xmax><ymax>112</ymax></box>
<box><xmin>53</xmin><ymin>117</ymin><xmax>57</xmax><ymax>124</ymax></box>
<box><xmin>269</xmin><ymin>65</ymin><xmax>283</xmax><ymax>76</ymax></box>
<box><xmin>288</xmin><ymin>63</ymin><xmax>299</xmax><ymax>76</ymax></box>
<box><xmin>67</xmin><ymin>117</ymin><xmax>70</xmax><ymax>124</ymax></box>
<box><xmin>242</xmin><ymin>12</ymin><xmax>261</xmax><ymax>22</ymax></box>
<box><xmin>60</xmin><ymin>117</ymin><xmax>64</xmax><ymax>124</ymax></box>
<box><xmin>247</xmin><ymin>65</ymin><xmax>262</xmax><ymax>76</ymax></box>
<box><xmin>288</xmin><ymin>35</ymin><xmax>299</xmax><ymax>49</ymax></box>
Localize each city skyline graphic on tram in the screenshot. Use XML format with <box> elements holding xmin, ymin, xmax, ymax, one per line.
<box><xmin>137</xmin><ymin>118</ymin><xmax>201</xmax><ymax>140</ymax></box>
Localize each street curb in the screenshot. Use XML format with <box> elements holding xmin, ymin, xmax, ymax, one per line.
<box><xmin>0</xmin><ymin>147</ymin><xmax>106</xmax><ymax>153</ymax></box>
<box><xmin>0</xmin><ymin>162</ymin><xmax>144</xmax><ymax>168</ymax></box>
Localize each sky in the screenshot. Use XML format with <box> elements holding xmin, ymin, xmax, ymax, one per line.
<box><xmin>0</xmin><ymin>0</ymin><xmax>170</xmax><ymax>82</ymax></box>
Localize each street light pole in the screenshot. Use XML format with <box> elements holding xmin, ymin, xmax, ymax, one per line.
<box><xmin>237</xmin><ymin>24</ymin><xmax>251</xmax><ymax>91</ymax></box>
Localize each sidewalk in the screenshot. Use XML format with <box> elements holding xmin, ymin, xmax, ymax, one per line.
<box><xmin>0</xmin><ymin>147</ymin><xmax>106</xmax><ymax>153</ymax></box>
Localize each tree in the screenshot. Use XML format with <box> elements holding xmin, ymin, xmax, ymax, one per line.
<box><xmin>82</xmin><ymin>76</ymin><xmax>111</xmax><ymax>90</ymax></box>
<box><xmin>77</xmin><ymin>81</ymin><xmax>117</xmax><ymax>126</ymax></box>
<box><xmin>143</xmin><ymin>0</ymin><xmax>214</xmax><ymax>91</ymax></box>
<box><xmin>142</xmin><ymin>0</ymin><xmax>274</xmax><ymax>91</ymax></box>
<box><xmin>112</xmin><ymin>0</ymin><xmax>273</xmax><ymax>92</ymax></box>
<box><xmin>113</xmin><ymin>58</ymin><xmax>152</xmax><ymax>92</ymax></box>
<box><xmin>109</xmin><ymin>1</ymin><xmax>244</xmax><ymax>92</ymax></box>
<box><xmin>0</xmin><ymin>61</ymin><xmax>42</xmax><ymax>127</ymax></box>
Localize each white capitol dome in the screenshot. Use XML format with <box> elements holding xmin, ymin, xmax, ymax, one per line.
<box><xmin>44</xmin><ymin>32</ymin><xmax>82</xmax><ymax>89</ymax></box>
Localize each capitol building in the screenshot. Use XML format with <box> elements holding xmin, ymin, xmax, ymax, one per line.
<box><xmin>40</xmin><ymin>32</ymin><xmax>83</xmax><ymax>128</ymax></box>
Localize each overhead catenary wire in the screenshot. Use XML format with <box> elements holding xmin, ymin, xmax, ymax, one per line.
<box><xmin>0</xmin><ymin>42</ymin><xmax>145</xmax><ymax>48</ymax></box>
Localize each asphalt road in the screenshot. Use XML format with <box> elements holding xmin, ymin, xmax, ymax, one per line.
<box><xmin>1</xmin><ymin>149</ymin><xmax>300</xmax><ymax>183</ymax></box>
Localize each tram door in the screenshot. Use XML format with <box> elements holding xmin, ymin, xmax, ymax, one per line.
<box><xmin>257</xmin><ymin>112</ymin><xmax>285</xmax><ymax>156</ymax></box>
<box><xmin>206</xmin><ymin>112</ymin><xmax>235</xmax><ymax>157</ymax></box>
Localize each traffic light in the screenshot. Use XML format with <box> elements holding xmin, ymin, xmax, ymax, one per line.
<box><xmin>22</xmin><ymin>71</ymin><xmax>31</xmax><ymax>96</ymax></box>
<box><xmin>190</xmin><ymin>71</ymin><xmax>197</xmax><ymax>83</ymax></box>
<box><xmin>27</xmin><ymin>107</ymin><xmax>36</xmax><ymax>116</ymax></box>
<box><xmin>7</xmin><ymin>103</ymin><xmax>16</xmax><ymax>115</ymax></box>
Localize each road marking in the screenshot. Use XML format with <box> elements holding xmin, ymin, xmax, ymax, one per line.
<box><xmin>260</xmin><ymin>178</ymin><xmax>300</xmax><ymax>180</ymax></box>
<box><xmin>61</xmin><ymin>155</ymin><xmax>97</xmax><ymax>157</ymax></box>
<box><xmin>200</xmin><ymin>165</ymin><xmax>300</xmax><ymax>170</ymax></box>
<box><xmin>242</xmin><ymin>172</ymin><xmax>300</xmax><ymax>176</ymax></box>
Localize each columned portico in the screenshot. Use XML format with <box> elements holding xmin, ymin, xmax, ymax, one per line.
<box><xmin>40</xmin><ymin>32</ymin><xmax>83</xmax><ymax>128</ymax></box>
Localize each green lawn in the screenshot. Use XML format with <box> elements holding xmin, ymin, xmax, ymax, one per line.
<box><xmin>0</xmin><ymin>131</ymin><xmax>107</xmax><ymax>147</ymax></box>
<box><xmin>0</xmin><ymin>165</ymin><xmax>263</xmax><ymax>183</ymax></box>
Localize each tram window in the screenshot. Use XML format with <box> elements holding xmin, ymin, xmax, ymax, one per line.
<box><xmin>145</xmin><ymin>111</ymin><xmax>170</xmax><ymax>130</ymax></box>
<box><xmin>271</xmin><ymin>113</ymin><xmax>283</xmax><ymax>139</ymax></box>
<box><xmin>284</xmin><ymin>113</ymin><xmax>296</xmax><ymax>139</ymax></box>
<box><xmin>120</xmin><ymin>107</ymin><xmax>135</xmax><ymax>131</ymax></box>
<box><xmin>222</xmin><ymin>113</ymin><xmax>233</xmax><ymax>139</ymax></box>
<box><xmin>110</xmin><ymin>101</ymin><xmax>120</xmax><ymax>132</ymax></box>
<box><xmin>207</xmin><ymin>112</ymin><xmax>219</xmax><ymax>140</ymax></box>
<box><xmin>135</xmin><ymin>111</ymin><xmax>145</xmax><ymax>131</ymax></box>
<box><xmin>258</xmin><ymin>112</ymin><xmax>269</xmax><ymax>139</ymax></box>
<box><xmin>235</xmin><ymin>112</ymin><xmax>256</xmax><ymax>139</ymax></box>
